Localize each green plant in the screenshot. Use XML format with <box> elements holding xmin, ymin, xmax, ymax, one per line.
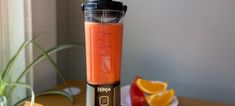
<box><xmin>0</xmin><ymin>39</ymin><xmax>81</xmax><ymax>106</ymax></box>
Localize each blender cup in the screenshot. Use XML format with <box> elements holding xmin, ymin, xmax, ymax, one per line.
<box><xmin>82</xmin><ymin>0</ymin><xmax>127</xmax><ymax>105</ymax></box>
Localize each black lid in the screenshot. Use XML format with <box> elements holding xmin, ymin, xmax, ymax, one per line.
<box><xmin>81</xmin><ymin>0</ymin><xmax>127</xmax><ymax>13</ymax></box>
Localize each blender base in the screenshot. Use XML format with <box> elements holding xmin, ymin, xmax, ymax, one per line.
<box><xmin>86</xmin><ymin>82</ymin><xmax>120</xmax><ymax>106</ymax></box>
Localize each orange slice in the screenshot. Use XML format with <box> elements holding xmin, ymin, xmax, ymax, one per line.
<box><xmin>146</xmin><ymin>89</ymin><xmax>175</xmax><ymax>106</ymax></box>
<box><xmin>136</xmin><ymin>79</ymin><xmax>168</xmax><ymax>94</ymax></box>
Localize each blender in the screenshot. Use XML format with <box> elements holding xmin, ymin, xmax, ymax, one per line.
<box><xmin>81</xmin><ymin>0</ymin><xmax>127</xmax><ymax>105</ymax></box>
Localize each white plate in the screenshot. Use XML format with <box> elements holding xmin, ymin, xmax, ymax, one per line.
<box><xmin>121</xmin><ymin>85</ymin><xmax>179</xmax><ymax>106</ymax></box>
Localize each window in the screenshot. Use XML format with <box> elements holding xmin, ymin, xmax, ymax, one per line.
<box><xmin>0</xmin><ymin>0</ymin><xmax>32</xmax><ymax>104</ymax></box>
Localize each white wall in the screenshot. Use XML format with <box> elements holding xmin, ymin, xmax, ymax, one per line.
<box><xmin>56</xmin><ymin>0</ymin><xmax>235</xmax><ymax>104</ymax></box>
<box><xmin>67</xmin><ymin>0</ymin><xmax>86</xmax><ymax>80</ymax></box>
<box><xmin>57</xmin><ymin>0</ymin><xmax>86</xmax><ymax>81</ymax></box>
<box><xmin>32</xmin><ymin>0</ymin><xmax>57</xmax><ymax>92</ymax></box>
<box><xmin>121</xmin><ymin>0</ymin><xmax>235</xmax><ymax>104</ymax></box>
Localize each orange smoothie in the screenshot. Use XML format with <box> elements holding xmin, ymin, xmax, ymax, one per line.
<box><xmin>85</xmin><ymin>22</ymin><xmax>123</xmax><ymax>85</ymax></box>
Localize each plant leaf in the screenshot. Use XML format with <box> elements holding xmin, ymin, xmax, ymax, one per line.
<box><xmin>15</xmin><ymin>89</ymin><xmax>74</xmax><ymax>106</ymax></box>
<box><xmin>0</xmin><ymin>40</ymin><xmax>31</xmax><ymax>96</ymax></box>
<box><xmin>32</xmin><ymin>42</ymin><xmax>76</xmax><ymax>101</ymax></box>
<box><xmin>7</xmin><ymin>43</ymin><xmax>81</xmax><ymax>97</ymax></box>
<box><xmin>32</xmin><ymin>42</ymin><xmax>75</xmax><ymax>97</ymax></box>
<box><xmin>2</xmin><ymin>41</ymin><xmax>30</xmax><ymax>80</ymax></box>
<box><xmin>2</xmin><ymin>34</ymin><xmax>40</xmax><ymax>80</ymax></box>
<box><xmin>6</xmin><ymin>82</ymin><xmax>35</xmax><ymax>106</ymax></box>
<box><xmin>1</xmin><ymin>35</ymin><xmax>40</xmax><ymax>80</ymax></box>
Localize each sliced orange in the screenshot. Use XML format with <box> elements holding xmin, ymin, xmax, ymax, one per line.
<box><xmin>146</xmin><ymin>89</ymin><xmax>175</xmax><ymax>106</ymax></box>
<box><xmin>136</xmin><ymin>78</ymin><xmax>168</xmax><ymax>94</ymax></box>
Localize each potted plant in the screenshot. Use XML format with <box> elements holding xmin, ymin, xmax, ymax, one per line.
<box><xmin>0</xmin><ymin>39</ymin><xmax>81</xmax><ymax>106</ymax></box>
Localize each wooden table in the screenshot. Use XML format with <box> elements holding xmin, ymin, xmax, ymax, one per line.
<box><xmin>34</xmin><ymin>81</ymin><xmax>234</xmax><ymax>106</ymax></box>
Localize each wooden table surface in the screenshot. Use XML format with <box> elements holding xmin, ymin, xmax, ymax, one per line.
<box><xmin>34</xmin><ymin>80</ymin><xmax>234</xmax><ymax>106</ymax></box>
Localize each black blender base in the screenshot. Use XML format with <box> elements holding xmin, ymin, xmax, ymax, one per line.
<box><xmin>86</xmin><ymin>83</ymin><xmax>120</xmax><ymax>106</ymax></box>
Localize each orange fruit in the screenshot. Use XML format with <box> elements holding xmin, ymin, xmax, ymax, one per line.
<box><xmin>146</xmin><ymin>89</ymin><xmax>175</xmax><ymax>106</ymax></box>
<box><xmin>136</xmin><ymin>78</ymin><xmax>168</xmax><ymax>94</ymax></box>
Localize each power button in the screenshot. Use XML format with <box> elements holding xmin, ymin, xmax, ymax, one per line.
<box><xmin>99</xmin><ymin>96</ymin><xmax>109</xmax><ymax>106</ymax></box>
